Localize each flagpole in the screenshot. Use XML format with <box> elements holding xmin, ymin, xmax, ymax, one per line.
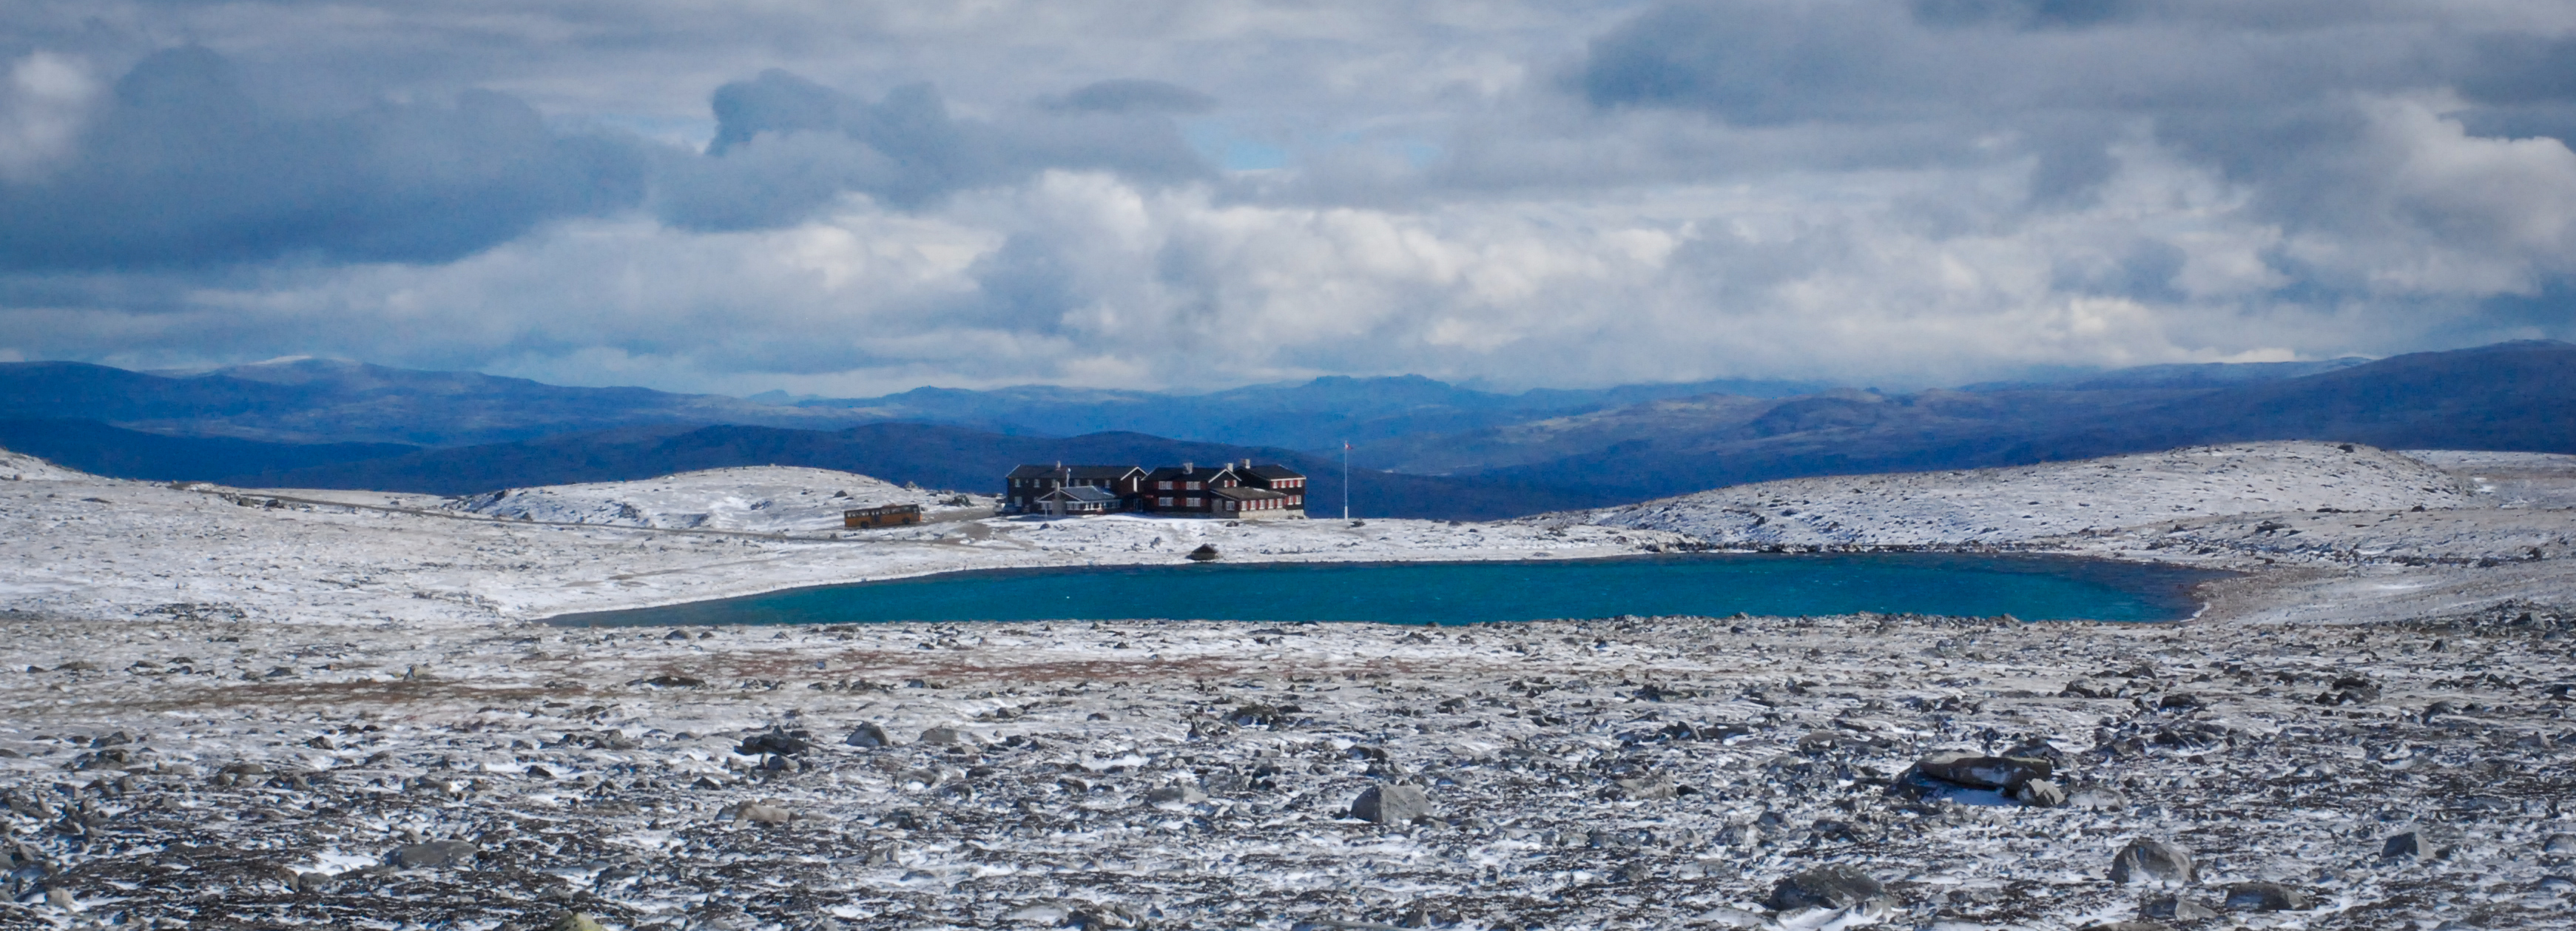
<box><xmin>1342</xmin><ymin>441</ymin><xmax>1350</xmax><ymax>520</ymax></box>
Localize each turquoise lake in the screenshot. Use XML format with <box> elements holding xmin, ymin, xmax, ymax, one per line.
<box><xmin>550</xmin><ymin>553</ymin><xmax>2227</xmax><ymax>627</ymax></box>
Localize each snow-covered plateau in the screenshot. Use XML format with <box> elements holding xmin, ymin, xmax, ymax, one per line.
<box><xmin>1</xmin><ymin>440</ymin><xmax>2572</xmax><ymax>930</ymax></box>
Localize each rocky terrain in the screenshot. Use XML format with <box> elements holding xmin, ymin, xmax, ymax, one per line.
<box><xmin>4</xmin><ymin>602</ymin><xmax>2575</xmax><ymax>930</ymax></box>
<box><xmin>3</xmin><ymin>440</ymin><xmax>2575</xmax><ymax>929</ymax></box>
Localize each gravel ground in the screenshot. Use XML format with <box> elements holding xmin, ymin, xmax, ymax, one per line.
<box><xmin>4</xmin><ymin>603</ymin><xmax>2575</xmax><ymax>930</ymax></box>
<box><xmin>5</xmin><ymin>440</ymin><xmax>2575</xmax><ymax>930</ymax></box>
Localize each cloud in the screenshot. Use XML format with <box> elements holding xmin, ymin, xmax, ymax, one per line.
<box><xmin>4</xmin><ymin>1</ymin><xmax>2576</xmax><ymax>394</ymax></box>
<box><xmin>1045</xmin><ymin>78</ymin><xmax>1218</xmax><ymax>115</ymax></box>
<box><xmin>0</xmin><ymin>52</ymin><xmax>98</xmax><ymax>182</ymax></box>
<box><xmin>655</xmin><ymin>69</ymin><xmax>1210</xmax><ymax>228</ymax></box>
<box><xmin>0</xmin><ymin>47</ymin><xmax>646</xmax><ymax>271</ymax></box>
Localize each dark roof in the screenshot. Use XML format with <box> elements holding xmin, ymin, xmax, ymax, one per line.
<box><xmin>1039</xmin><ymin>485</ymin><xmax>1121</xmax><ymax>503</ymax></box>
<box><xmin>1243</xmin><ymin>464</ymin><xmax>1304</xmax><ymax>480</ymax></box>
<box><xmin>1144</xmin><ymin>463</ymin><xmax>1236</xmax><ymax>481</ymax></box>
<box><xmin>1210</xmin><ymin>486</ymin><xmax>1290</xmax><ymax>502</ymax></box>
<box><xmin>1006</xmin><ymin>464</ymin><xmax>1142</xmax><ymax>480</ymax></box>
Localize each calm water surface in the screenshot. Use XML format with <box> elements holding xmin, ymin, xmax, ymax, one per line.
<box><xmin>550</xmin><ymin>552</ymin><xmax>2228</xmax><ymax>627</ymax></box>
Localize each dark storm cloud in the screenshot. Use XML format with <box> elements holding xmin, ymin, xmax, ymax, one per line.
<box><xmin>654</xmin><ymin>69</ymin><xmax>1210</xmax><ymax>229</ymax></box>
<box><xmin>0</xmin><ymin>47</ymin><xmax>645</xmax><ymax>272</ymax></box>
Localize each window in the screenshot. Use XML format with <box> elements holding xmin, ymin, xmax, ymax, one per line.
<box><xmin>1186</xmin><ymin>482</ymin><xmax>1201</xmax><ymax>491</ymax></box>
<box><xmin>1157</xmin><ymin>497</ymin><xmax>1172</xmax><ymax>507</ymax></box>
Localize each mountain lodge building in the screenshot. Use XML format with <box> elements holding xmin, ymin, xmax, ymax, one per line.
<box><xmin>1004</xmin><ymin>460</ymin><xmax>1305</xmax><ymax>518</ymax></box>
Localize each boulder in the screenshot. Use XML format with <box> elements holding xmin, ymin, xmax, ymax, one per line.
<box><xmin>723</xmin><ymin>801</ymin><xmax>795</xmax><ymax>826</ymax></box>
<box><xmin>844</xmin><ymin>722</ymin><xmax>894</xmax><ymax>747</ymax></box>
<box><xmin>735</xmin><ymin>729</ymin><xmax>812</xmax><ymax>756</ymax></box>
<box><xmin>2140</xmin><ymin>894</ymin><xmax>2218</xmax><ymax>921</ymax></box>
<box><xmin>1614</xmin><ymin>774</ymin><xmax>1679</xmax><ymax>801</ymax></box>
<box><xmin>1767</xmin><ymin>864</ymin><xmax>1892</xmax><ymax>912</ymax></box>
<box><xmin>2381</xmin><ymin>826</ymin><xmax>2455</xmax><ymax>860</ymax></box>
<box><xmin>918</xmin><ymin>726</ymin><xmax>974</xmax><ymax>746</ymax></box>
<box><xmin>1187</xmin><ymin>544</ymin><xmax>1221</xmax><ymax>562</ymax></box>
<box><xmin>2081</xmin><ymin>923</ymin><xmax>2171</xmax><ymax>931</ymax></box>
<box><xmin>2544</xmin><ymin>833</ymin><xmax>2576</xmax><ymax>855</ymax></box>
<box><xmin>388</xmin><ymin>839</ymin><xmax>478</xmax><ymax>869</ymax></box>
<box><xmin>2109</xmin><ymin>838</ymin><xmax>2196</xmax><ymax>884</ymax></box>
<box><xmin>2222</xmin><ymin>881</ymin><xmax>2312</xmax><ymax>911</ymax></box>
<box><xmin>1144</xmin><ymin>784</ymin><xmax>1208</xmax><ymax>806</ymax></box>
<box><xmin>1350</xmin><ymin>784</ymin><xmax>1430</xmax><ymax>824</ymax></box>
<box><xmin>548</xmin><ymin>913</ymin><xmax>609</xmax><ymax>931</ymax></box>
<box><xmin>1915</xmin><ymin>750</ymin><xmax>2051</xmax><ymax>790</ymax></box>
<box><xmin>2013</xmin><ymin>779</ymin><xmax>2067</xmax><ymax>807</ymax></box>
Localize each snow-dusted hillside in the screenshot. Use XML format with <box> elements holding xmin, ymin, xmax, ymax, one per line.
<box><xmin>0</xmin><ymin>448</ymin><xmax>87</xmax><ymax>482</ymax></box>
<box><xmin>1589</xmin><ymin>442</ymin><xmax>2469</xmax><ymax>545</ymax></box>
<box><xmin>444</xmin><ymin>466</ymin><xmax>968</xmax><ymax>533</ymax></box>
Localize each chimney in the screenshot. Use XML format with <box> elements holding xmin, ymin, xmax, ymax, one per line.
<box><xmin>1241</xmin><ymin>459</ymin><xmax>1252</xmax><ymax>468</ymax></box>
<box><xmin>1183</xmin><ymin>462</ymin><xmax>1194</xmax><ymax>474</ymax></box>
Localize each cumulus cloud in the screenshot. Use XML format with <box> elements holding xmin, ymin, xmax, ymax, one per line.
<box><xmin>0</xmin><ymin>52</ymin><xmax>98</xmax><ymax>181</ymax></box>
<box><xmin>655</xmin><ymin>70</ymin><xmax>1209</xmax><ymax>227</ymax></box>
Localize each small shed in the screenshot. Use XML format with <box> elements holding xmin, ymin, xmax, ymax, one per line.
<box><xmin>843</xmin><ymin>503</ymin><xmax>923</xmax><ymax>528</ymax></box>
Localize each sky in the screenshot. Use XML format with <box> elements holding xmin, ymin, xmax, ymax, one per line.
<box><xmin>2</xmin><ymin>0</ymin><xmax>2575</xmax><ymax>397</ymax></box>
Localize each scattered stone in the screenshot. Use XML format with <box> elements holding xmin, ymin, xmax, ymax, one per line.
<box><xmin>1350</xmin><ymin>784</ymin><xmax>1430</xmax><ymax>824</ymax></box>
<box><xmin>1144</xmin><ymin>784</ymin><xmax>1209</xmax><ymax>806</ymax></box>
<box><xmin>2140</xmin><ymin>894</ymin><xmax>2219</xmax><ymax>921</ymax></box>
<box><xmin>2382</xmin><ymin>826</ymin><xmax>2455</xmax><ymax>860</ymax></box>
<box><xmin>2082</xmin><ymin>922</ymin><xmax>2171</xmax><ymax>931</ymax></box>
<box><xmin>736</xmin><ymin>729</ymin><xmax>812</xmax><ymax>756</ymax></box>
<box><xmin>388</xmin><ymin>840</ymin><xmax>479</xmax><ymax>869</ymax></box>
<box><xmin>1767</xmin><ymin>864</ymin><xmax>1892</xmax><ymax>913</ymax></box>
<box><xmin>2544</xmin><ymin>834</ymin><xmax>2576</xmax><ymax>855</ymax></box>
<box><xmin>2012</xmin><ymin>778</ymin><xmax>2067</xmax><ymax>807</ymax></box>
<box><xmin>2110</xmin><ymin>838</ymin><xmax>2196</xmax><ymax>884</ymax></box>
<box><xmin>1613</xmin><ymin>773</ymin><xmax>1679</xmax><ymax>801</ymax></box>
<box><xmin>723</xmin><ymin>801</ymin><xmax>796</xmax><ymax>826</ymax></box>
<box><xmin>845</xmin><ymin>722</ymin><xmax>894</xmax><ymax>747</ymax></box>
<box><xmin>918</xmin><ymin>726</ymin><xmax>973</xmax><ymax>746</ymax></box>
<box><xmin>1914</xmin><ymin>750</ymin><xmax>2051</xmax><ymax>790</ymax></box>
<box><xmin>2222</xmin><ymin>881</ymin><xmax>2313</xmax><ymax>912</ymax></box>
<box><xmin>1187</xmin><ymin>544</ymin><xmax>1221</xmax><ymax>562</ymax></box>
<box><xmin>548</xmin><ymin>912</ymin><xmax>610</xmax><ymax>931</ymax></box>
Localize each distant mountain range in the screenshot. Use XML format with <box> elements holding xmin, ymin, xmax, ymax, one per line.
<box><xmin>0</xmin><ymin>341</ymin><xmax>2569</xmax><ymax>518</ymax></box>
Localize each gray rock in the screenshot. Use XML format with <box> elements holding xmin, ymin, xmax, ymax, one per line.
<box><xmin>1144</xmin><ymin>784</ymin><xmax>1208</xmax><ymax>805</ymax></box>
<box><xmin>1915</xmin><ymin>750</ymin><xmax>2051</xmax><ymax>790</ymax></box>
<box><xmin>918</xmin><ymin>726</ymin><xmax>972</xmax><ymax>746</ymax></box>
<box><xmin>2081</xmin><ymin>923</ymin><xmax>2171</xmax><ymax>931</ymax></box>
<box><xmin>44</xmin><ymin>887</ymin><xmax>74</xmax><ymax>910</ymax></box>
<box><xmin>2069</xmin><ymin>787</ymin><xmax>2128</xmax><ymax>810</ymax></box>
<box><xmin>2013</xmin><ymin>778</ymin><xmax>2067</xmax><ymax>807</ymax></box>
<box><xmin>2140</xmin><ymin>894</ymin><xmax>2218</xmax><ymax>921</ymax></box>
<box><xmin>2222</xmin><ymin>881</ymin><xmax>2312</xmax><ymax>911</ymax></box>
<box><xmin>388</xmin><ymin>839</ymin><xmax>478</xmax><ymax>869</ymax></box>
<box><xmin>2110</xmin><ymin>838</ymin><xmax>2196</xmax><ymax>884</ymax></box>
<box><xmin>1614</xmin><ymin>773</ymin><xmax>1679</xmax><ymax>801</ymax></box>
<box><xmin>1767</xmin><ymin>864</ymin><xmax>1892</xmax><ymax>912</ymax></box>
<box><xmin>2381</xmin><ymin>826</ymin><xmax>2454</xmax><ymax>860</ymax></box>
<box><xmin>1350</xmin><ymin>784</ymin><xmax>1430</xmax><ymax>824</ymax></box>
<box><xmin>844</xmin><ymin>722</ymin><xmax>894</xmax><ymax>747</ymax></box>
<box><xmin>2545</xmin><ymin>833</ymin><xmax>2576</xmax><ymax>854</ymax></box>
<box><xmin>725</xmin><ymin>801</ymin><xmax>795</xmax><ymax>825</ymax></box>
